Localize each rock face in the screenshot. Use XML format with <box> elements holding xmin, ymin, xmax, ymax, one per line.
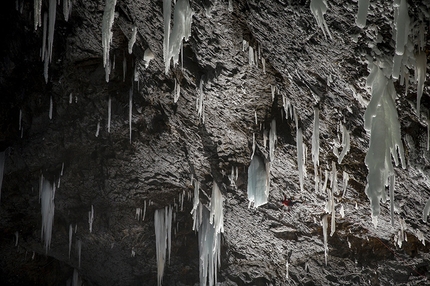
<box><xmin>1</xmin><ymin>0</ymin><xmax>430</xmax><ymax>285</ymax></box>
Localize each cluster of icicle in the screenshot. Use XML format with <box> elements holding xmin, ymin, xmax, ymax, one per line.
<box><xmin>190</xmin><ymin>180</ymin><xmax>224</xmax><ymax>286</ymax></box>
<box><xmin>154</xmin><ymin>206</ymin><xmax>172</xmax><ymax>286</ymax></box>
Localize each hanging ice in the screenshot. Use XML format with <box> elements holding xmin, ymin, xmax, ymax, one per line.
<box><xmin>297</xmin><ymin>128</ymin><xmax>305</xmax><ymax>193</ymax></box>
<box><xmin>69</xmin><ymin>224</ymin><xmax>73</xmax><ymax>259</ymax></box>
<box><xmin>337</xmin><ymin>124</ymin><xmax>350</xmax><ymax>164</ymax></box>
<box><xmin>49</xmin><ymin>96</ymin><xmax>53</xmax><ymax>119</ymax></box>
<box><xmin>174</xmin><ymin>79</ymin><xmax>180</xmax><ymax>103</ymax></box>
<box><xmin>423</xmin><ymin>197</ymin><xmax>430</xmax><ymax>222</ymax></box>
<box><xmin>63</xmin><ymin>0</ymin><xmax>72</xmax><ymax>22</ymax></box>
<box><xmin>312</xmin><ymin>108</ymin><xmax>320</xmax><ymax>192</ymax></box>
<box><xmin>356</xmin><ymin>0</ymin><xmax>370</xmax><ymax>28</ymax></box>
<box><xmin>77</xmin><ymin>239</ymin><xmax>81</xmax><ymax>268</ymax></box>
<box><xmin>128</xmin><ymin>26</ymin><xmax>137</xmax><ymax>54</ymax></box>
<box><xmin>88</xmin><ymin>205</ymin><xmax>94</xmax><ymax>233</ymax></box>
<box><xmin>154</xmin><ymin>206</ymin><xmax>172</xmax><ymax>286</ymax></box>
<box><xmin>34</xmin><ymin>0</ymin><xmax>42</xmax><ymax>30</ymax></box>
<box><xmin>269</xmin><ymin>119</ymin><xmax>277</xmax><ymax>162</ymax></box>
<box><xmin>95</xmin><ymin>121</ymin><xmax>100</xmax><ymax>137</ymax></box>
<box><xmin>129</xmin><ymin>88</ymin><xmax>132</xmax><ymax>143</ymax></box>
<box><xmin>163</xmin><ymin>0</ymin><xmax>193</xmax><ymax>73</ymax></box>
<box><xmin>247</xmin><ymin>155</ymin><xmax>269</xmax><ymax>208</ymax></box>
<box><xmin>41</xmin><ymin>179</ymin><xmax>56</xmax><ymax>253</ymax></box>
<box><xmin>321</xmin><ymin>215</ymin><xmax>328</xmax><ymax>265</ymax></box>
<box><xmin>101</xmin><ymin>0</ymin><xmax>118</xmax><ymax>82</ymax></box>
<box><xmin>364</xmin><ymin>65</ymin><xmax>405</xmax><ymax>227</ymax></box>
<box><xmin>389</xmin><ymin>175</ymin><xmax>395</xmax><ymax>226</ymax></box>
<box><xmin>210</xmin><ymin>181</ymin><xmax>224</xmax><ymax>234</ymax></box>
<box><xmin>191</xmin><ymin>180</ymin><xmax>201</xmax><ymax>231</ymax></box>
<box><xmin>394</xmin><ymin>0</ymin><xmax>410</xmax><ymax>56</ymax></box>
<box><xmin>342</xmin><ymin>171</ymin><xmax>349</xmax><ymax>197</ymax></box>
<box><xmin>415</xmin><ymin>51</ymin><xmax>427</xmax><ymax>116</ymax></box>
<box><xmin>107</xmin><ymin>96</ymin><xmax>111</xmax><ymax>133</ymax></box>
<box><xmin>47</xmin><ymin>0</ymin><xmax>56</xmax><ymax>63</ymax></box>
<box><xmin>310</xmin><ymin>0</ymin><xmax>332</xmax><ymax>40</ymax></box>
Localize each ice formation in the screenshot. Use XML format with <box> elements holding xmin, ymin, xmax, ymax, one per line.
<box><xmin>128</xmin><ymin>26</ymin><xmax>137</xmax><ymax>54</ymax></box>
<box><xmin>49</xmin><ymin>96</ymin><xmax>53</xmax><ymax>119</ymax></box>
<box><xmin>297</xmin><ymin>128</ymin><xmax>305</xmax><ymax>193</ymax></box>
<box><xmin>415</xmin><ymin>51</ymin><xmax>427</xmax><ymax>116</ymax></box>
<box><xmin>174</xmin><ymin>79</ymin><xmax>180</xmax><ymax>103</ymax></box>
<box><xmin>394</xmin><ymin>0</ymin><xmax>410</xmax><ymax>56</ymax></box>
<box><xmin>364</xmin><ymin>65</ymin><xmax>405</xmax><ymax>227</ymax></box>
<box><xmin>95</xmin><ymin>121</ymin><xmax>100</xmax><ymax>137</ymax></box>
<box><xmin>423</xmin><ymin>197</ymin><xmax>430</xmax><ymax>223</ymax></box>
<box><xmin>88</xmin><ymin>205</ymin><xmax>94</xmax><ymax>233</ymax></box>
<box><xmin>41</xmin><ymin>179</ymin><xmax>56</xmax><ymax>252</ymax></box>
<box><xmin>310</xmin><ymin>0</ymin><xmax>332</xmax><ymax>40</ymax></box>
<box><xmin>389</xmin><ymin>175</ymin><xmax>395</xmax><ymax>226</ymax></box>
<box><xmin>356</xmin><ymin>0</ymin><xmax>370</xmax><ymax>28</ymax></box>
<box><xmin>101</xmin><ymin>0</ymin><xmax>118</xmax><ymax>82</ymax></box>
<box><xmin>129</xmin><ymin>89</ymin><xmax>132</xmax><ymax>143</ymax></box>
<box><xmin>312</xmin><ymin>108</ymin><xmax>320</xmax><ymax>191</ymax></box>
<box><xmin>154</xmin><ymin>206</ymin><xmax>172</xmax><ymax>286</ymax></box>
<box><xmin>107</xmin><ymin>96</ymin><xmax>111</xmax><ymax>133</ymax></box>
<box><xmin>269</xmin><ymin>119</ymin><xmax>277</xmax><ymax>161</ymax></box>
<box><xmin>249</xmin><ymin>46</ymin><xmax>254</xmax><ymax>66</ymax></box>
<box><xmin>34</xmin><ymin>0</ymin><xmax>42</xmax><ymax>30</ymax></box>
<box><xmin>47</xmin><ymin>0</ymin><xmax>56</xmax><ymax>63</ymax></box>
<box><xmin>77</xmin><ymin>239</ymin><xmax>82</xmax><ymax>268</ymax></box>
<box><xmin>144</xmin><ymin>48</ymin><xmax>155</xmax><ymax>68</ymax></box>
<box><xmin>210</xmin><ymin>181</ymin><xmax>224</xmax><ymax>234</ymax></box>
<box><xmin>342</xmin><ymin>171</ymin><xmax>349</xmax><ymax>197</ymax></box>
<box><xmin>338</xmin><ymin>124</ymin><xmax>350</xmax><ymax>164</ymax></box>
<box><xmin>247</xmin><ymin>155</ymin><xmax>269</xmax><ymax>208</ymax></box>
<box><xmin>0</xmin><ymin>151</ymin><xmax>5</xmax><ymax>201</ymax></box>
<box><xmin>321</xmin><ymin>215</ymin><xmax>328</xmax><ymax>265</ymax></box>
<box><xmin>63</xmin><ymin>0</ymin><xmax>72</xmax><ymax>22</ymax></box>
<box><xmin>164</xmin><ymin>0</ymin><xmax>193</xmax><ymax>74</ymax></box>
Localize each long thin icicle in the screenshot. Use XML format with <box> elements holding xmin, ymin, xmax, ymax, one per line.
<box><xmin>154</xmin><ymin>206</ymin><xmax>172</xmax><ymax>286</ymax></box>
<box><xmin>34</xmin><ymin>0</ymin><xmax>42</xmax><ymax>30</ymax></box>
<box><xmin>163</xmin><ymin>0</ymin><xmax>172</xmax><ymax>74</ymax></box>
<box><xmin>107</xmin><ymin>96</ymin><xmax>111</xmax><ymax>133</ymax></box>
<box><xmin>129</xmin><ymin>88</ymin><xmax>132</xmax><ymax>143</ymax></box>
<box><xmin>102</xmin><ymin>0</ymin><xmax>118</xmax><ymax>82</ymax></box>
<box><xmin>47</xmin><ymin>0</ymin><xmax>56</xmax><ymax>63</ymax></box>
<box><xmin>41</xmin><ymin>179</ymin><xmax>56</xmax><ymax>253</ymax></box>
<box><xmin>312</xmin><ymin>108</ymin><xmax>320</xmax><ymax>192</ymax></box>
<box><xmin>297</xmin><ymin>128</ymin><xmax>305</xmax><ymax>193</ymax></box>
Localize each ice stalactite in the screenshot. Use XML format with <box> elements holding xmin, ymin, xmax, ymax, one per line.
<box><xmin>191</xmin><ymin>180</ymin><xmax>201</xmax><ymax>231</ymax></box>
<box><xmin>364</xmin><ymin>65</ymin><xmax>405</xmax><ymax>227</ymax></box>
<box><xmin>321</xmin><ymin>215</ymin><xmax>328</xmax><ymax>266</ymax></box>
<box><xmin>174</xmin><ymin>79</ymin><xmax>180</xmax><ymax>103</ymax></box>
<box><xmin>247</xmin><ymin>155</ymin><xmax>269</xmax><ymax>208</ymax></box>
<box><xmin>338</xmin><ymin>124</ymin><xmax>350</xmax><ymax>164</ymax></box>
<box><xmin>47</xmin><ymin>0</ymin><xmax>56</xmax><ymax>63</ymax></box>
<box><xmin>197</xmin><ymin>183</ymin><xmax>224</xmax><ymax>286</ymax></box>
<box><xmin>95</xmin><ymin>121</ymin><xmax>100</xmax><ymax>137</ymax></box>
<box><xmin>122</xmin><ymin>55</ymin><xmax>126</xmax><ymax>82</ymax></box>
<box><xmin>154</xmin><ymin>206</ymin><xmax>172</xmax><ymax>286</ymax></box>
<box><xmin>41</xmin><ymin>179</ymin><xmax>56</xmax><ymax>253</ymax></box>
<box><xmin>415</xmin><ymin>51</ymin><xmax>427</xmax><ymax>116</ymax></box>
<box><xmin>269</xmin><ymin>119</ymin><xmax>277</xmax><ymax>162</ymax></box>
<box><xmin>49</xmin><ymin>96</ymin><xmax>53</xmax><ymax>119</ymax></box>
<box><xmin>77</xmin><ymin>239</ymin><xmax>82</xmax><ymax>268</ymax></box>
<box><xmin>310</xmin><ymin>0</ymin><xmax>332</xmax><ymax>40</ymax></box>
<box><xmin>164</xmin><ymin>0</ymin><xmax>193</xmax><ymax>74</ymax></box>
<box><xmin>72</xmin><ymin>268</ymin><xmax>81</xmax><ymax>286</ymax></box>
<box><xmin>101</xmin><ymin>0</ymin><xmax>118</xmax><ymax>82</ymax></box>
<box><xmin>312</xmin><ymin>108</ymin><xmax>320</xmax><ymax>192</ymax></box>
<box><xmin>69</xmin><ymin>224</ymin><xmax>73</xmax><ymax>259</ymax></box>
<box><xmin>128</xmin><ymin>26</ymin><xmax>137</xmax><ymax>54</ymax></box>
<box><xmin>63</xmin><ymin>0</ymin><xmax>72</xmax><ymax>22</ymax></box>
<box><xmin>249</xmin><ymin>46</ymin><xmax>254</xmax><ymax>66</ymax></box>
<box><xmin>389</xmin><ymin>175</ymin><xmax>395</xmax><ymax>227</ymax></box>
<box><xmin>88</xmin><ymin>205</ymin><xmax>94</xmax><ymax>233</ymax></box>
<box><xmin>197</xmin><ymin>79</ymin><xmax>205</xmax><ymax>122</ymax></box>
<box><xmin>394</xmin><ymin>0</ymin><xmax>410</xmax><ymax>57</ymax></box>
<box><xmin>342</xmin><ymin>171</ymin><xmax>349</xmax><ymax>197</ymax></box>
<box><xmin>417</xmin><ymin>230</ymin><xmax>425</xmax><ymax>245</ymax></box>
<box><xmin>0</xmin><ymin>151</ymin><xmax>5</xmax><ymax>201</ymax></box>
<box><xmin>423</xmin><ymin>197</ymin><xmax>430</xmax><ymax>222</ymax></box>
<box><xmin>228</xmin><ymin>0</ymin><xmax>233</xmax><ymax>12</ymax></box>
<box><xmin>297</xmin><ymin>127</ymin><xmax>305</xmax><ymax>193</ymax></box>
<box><xmin>34</xmin><ymin>0</ymin><xmax>42</xmax><ymax>30</ymax></box>
<box><xmin>356</xmin><ymin>0</ymin><xmax>370</xmax><ymax>28</ymax></box>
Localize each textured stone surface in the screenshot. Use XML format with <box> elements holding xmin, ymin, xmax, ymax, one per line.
<box><xmin>1</xmin><ymin>0</ymin><xmax>430</xmax><ymax>285</ymax></box>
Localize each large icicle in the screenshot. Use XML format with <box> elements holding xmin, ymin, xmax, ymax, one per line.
<box><xmin>312</xmin><ymin>108</ymin><xmax>320</xmax><ymax>192</ymax></box>
<box><xmin>41</xmin><ymin>179</ymin><xmax>56</xmax><ymax>253</ymax></box>
<box><xmin>394</xmin><ymin>0</ymin><xmax>410</xmax><ymax>56</ymax></box>
<box><xmin>63</xmin><ymin>0</ymin><xmax>73</xmax><ymax>22</ymax></box>
<box><xmin>269</xmin><ymin>119</ymin><xmax>277</xmax><ymax>162</ymax></box>
<box><xmin>356</xmin><ymin>0</ymin><xmax>370</xmax><ymax>28</ymax></box>
<box><xmin>128</xmin><ymin>26</ymin><xmax>137</xmax><ymax>54</ymax></box>
<box><xmin>163</xmin><ymin>0</ymin><xmax>172</xmax><ymax>74</ymax></box>
<box><xmin>154</xmin><ymin>206</ymin><xmax>172</xmax><ymax>286</ymax></box>
<box><xmin>338</xmin><ymin>124</ymin><xmax>350</xmax><ymax>164</ymax></box>
<box><xmin>310</xmin><ymin>0</ymin><xmax>332</xmax><ymax>40</ymax></box>
<box><xmin>321</xmin><ymin>215</ymin><xmax>328</xmax><ymax>265</ymax></box>
<box><xmin>101</xmin><ymin>0</ymin><xmax>118</xmax><ymax>82</ymax></box>
<box><xmin>88</xmin><ymin>205</ymin><xmax>94</xmax><ymax>233</ymax></box>
<box><xmin>247</xmin><ymin>155</ymin><xmax>269</xmax><ymax>208</ymax></box>
<box><xmin>210</xmin><ymin>181</ymin><xmax>224</xmax><ymax>234</ymax></box>
<box><xmin>364</xmin><ymin>65</ymin><xmax>405</xmax><ymax>227</ymax></box>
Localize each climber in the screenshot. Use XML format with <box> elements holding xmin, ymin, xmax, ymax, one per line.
<box><xmin>281</xmin><ymin>194</ymin><xmax>301</xmax><ymax>208</ymax></box>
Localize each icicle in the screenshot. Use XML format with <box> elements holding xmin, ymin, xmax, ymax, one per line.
<box><xmin>228</xmin><ymin>0</ymin><xmax>233</xmax><ymax>12</ymax></box>
<box><xmin>102</xmin><ymin>0</ymin><xmax>117</xmax><ymax>81</ymax></box>
<box><xmin>96</xmin><ymin>121</ymin><xmax>100</xmax><ymax>137</ymax></box>
<box><xmin>262</xmin><ymin>57</ymin><xmax>266</xmax><ymax>74</ymax></box>
<box><xmin>34</xmin><ymin>0</ymin><xmax>43</xmax><ymax>30</ymax></box>
<box><xmin>423</xmin><ymin>197</ymin><xmax>430</xmax><ymax>222</ymax></box>
<box><xmin>49</xmin><ymin>96</ymin><xmax>53</xmax><ymax>119</ymax></box>
<box><xmin>415</xmin><ymin>51</ymin><xmax>427</xmax><ymax>116</ymax></box>
<box><xmin>310</xmin><ymin>0</ymin><xmax>332</xmax><ymax>40</ymax></box>
<box><xmin>340</xmin><ymin>205</ymin><xmax>345</xmax><ymax>218</ymax></box>
<box><xmin>356</xmin><ymin>0</ymin><xmax>370</xmax><ymax>28</ymax></box>
<box><xmin>47</xmin><ymin>0</ymin><xmax>56</xmax><ymax>63</ymax></box>
<box><xmin>174</xmin><ymin>79</ymin><xmax>180</xmax><ymax>103</ymax></box>
<box><xmin>330</xmin><ymin>191</ymin><xmax>336</xmax><ymax>236</ymax></box>
<box><xmin>251</xmin><ymin>133</ymin><xmax>255</xmax><ymax>159</ymax></box>
<box><xmin>88</xmin><ymin>205</ymin><xmax>94</xmax><ymax>233</ymax></box>
<box><xmin>389</xmin><ymin>175</ymin><xmax>395</xmax><ymax>227</ymax></box>
<box><xmin>154</xmin><ymin>206</ymin><xmax>172</xmax><ymax>286</ymax></box>
<box><xmin>247</xmin><ymin>155</ymin><xmax>269</xmax><ymax>208</ymax></box>
<box><xmin>210</xmin><ymin>181</ymin><xmax>224</xmax><ymax>234</ymax></box>
<box><xmin>122</xmin><ymin>55</ymin><xmax>126</xmax><ymax>82</ymax></box>
<box><xmin>197</xmin><ymin>80</ymin><xmax>204</xmax><ymax>121</ymax></box>
<box><xmin>68</xmin><ymin>224</ymin><xmax>73</xmax><ymax>259</ymax></box>
<box><xmin>342</xmin><ymin>171</ymin><xmax>349</xmax><ymax>197</ymax></box>
<box><xmin>321</xmin><ymin>215</ymin><xmax>328</xmax><ymax>265</ymax></box>
<box><xmin>107</xmin><ymin>96</ymin><xmax>111</xmax><ymax>133</ymax></box>
<box><xmin>297</xmin><ymin>128</ymin><xmax>305</xmax><ymax>193</ymax></box>
<box><xmin>248</xmin><ymin>46</ymin><xmax>254</xmax><ymax>66</ymax></box>
<box><xmin>143</xmin><ymin>200</ymin><xmax>147</xmax><ymax>221</ymax></box>
<box><xmin>15</xmin><ymin>231</ymin><xmax>18</xmax><ymax>246</ymax></box>
<box><xmin>417</xmin><ymin>230</ymin><xmax>425</xmax><ymax>245</ymax></box>
<box><xmin>19</xmin><ymin>109</ymin><xmax>22</xmax><ymax>130</ymax></box>
<box><xmin>191</xmin><ymin>180</ymin><xmax>200</xmax><ymax>231</ymax></box>
<box><xmin>128</xmin><ymin>26</ymin><xmax>137</xmax><ymax>54</ymax></box>
<box><xmin>129</xmin><ymin>88</ymin><xmax>132</xmax><ymax>143</ymax></box>
<box><xmin>63</xmin><ymin>0</ymin><xmax>72</xmax><ymax>22</ymax></box>
<box><xmin>338</xmin><ymin>124</ymin><xmax>350</xmax><ymax>164</ymax></box>
<box><xmin>163</xmin><ymin>0</ymin><xmax>172</xmax><ymax>74</ymax></box>
<box><xmin>394</xmin><ymin>0</ymin><xmax>410</xmax><ymax>56</ymax></box>
<box><xmin>312</xmin><ymin>108</ymin><xmax>320</xmax><ymax>192</ymax></box>
<box><xmin>269</xmin><ymin>119</ymin><xmax>277</xmax><ymax>162</ymax></box>
<box><xmin>41</xmin><ymin>180</ymin><xmax>55</xmax><ymax>253</ymax></box>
